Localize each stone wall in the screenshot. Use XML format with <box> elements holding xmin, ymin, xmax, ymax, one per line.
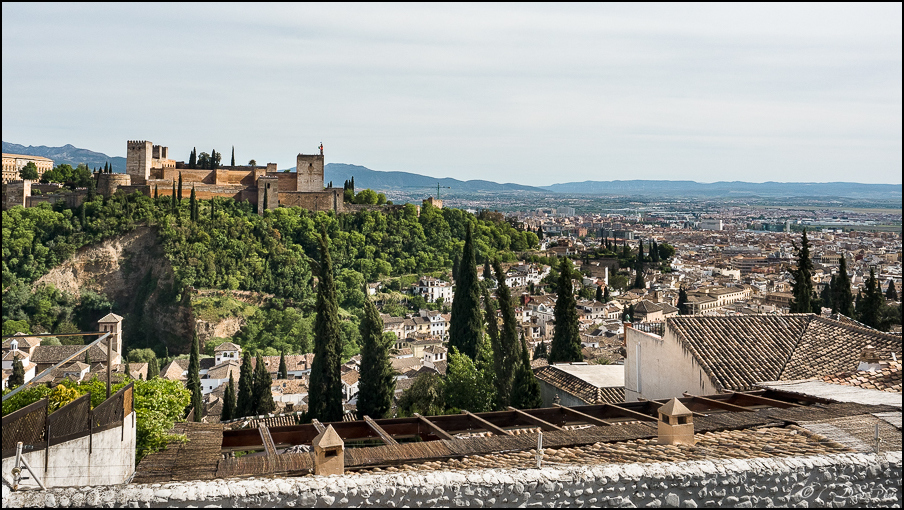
<box><xmin>1</xmin><ymin>180</ymin><xmax>30</xmax><ymax>209</ymax></box>
<box><xmin>3</xmin><ymin>451</ymin><xmax>900</xmax><ymax>508</ymax></box>
<box><xmin>1</xmin><ymin>411</ymin><xmax>136</xmax><ymax>491</ymax></box>
<box><xmin>280</xmin><ymin>189</ymin><xmax>344</xmax><ymax>213</ymax></box>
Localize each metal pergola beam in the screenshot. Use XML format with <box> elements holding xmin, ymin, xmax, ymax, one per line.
<box><xmin>462</xmin><ymin>410</ymin><xmax>513</xmax><ymax>436</ymax></box>
<box><xmin>364</xmin><ymin>416</ymin><xmax>399</xmax><ymax>446</ymax></box>
<box><xmin>414</xmin><ymin>413</ymin><xmax>454</xmax><ymax>440</ymax></box>
<box><xmin>728</xmin><ymin>391</ymin><xmax>804</xmax><ymax>408</ymax></box>
<box><xmin>604</xmin><ymin>403</ymin><xmax>657</xmax><ymax>422</ymax></box>
<box><xmin>554</xmin><ymin>404</ymin><xmax>613</xmax><ymax>426</ymax></box>
<box><xmin>506</xmin><ymin>407</ymin><xmax>564</xmax><ymax>432</ymax></box>
<box><xmin>683</xmin><ymin>393</ymin><xmax>755</xmax><ymax>413</ymax></box>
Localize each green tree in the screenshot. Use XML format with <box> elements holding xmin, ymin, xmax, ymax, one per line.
<box><xmin>595</xmin><ymin>285</ymin><xmax>603</xmax><ymax>302</ymax></box>
<box><xmin>511</xmin><ymin>334</ymin><xmax>542</xmax><ymax>409</ymax></box>
<box><xmin>186</xmin><ymin>333</ymin><xmax>200</xmax><ymax>397</ymax></box>
<box><xmin>262</xmin><ymin>186</ymin><xmax>268</xmax><ymax>211</ymax></box>
<box><xmin>190</xmin><ymin>380</ymin><xmax>203</xmax><ymax>422</ymax></box>
<box><xmin>857</xmin><ymin>267</ymin><xmax>883</xmax><ymax>329</ymax></box>
<box><xmin>235</xmin><ymin>350</ymin><xmax>254</xmax><ymax>418</ymax></box>
<box><xmin>603</xmin><ymin>285</ymin><xmax>611</xmax><ymax>303</ymax></box>
<box><xmin>450</xmin><ymin>223</ymin><xmax>482</xmax><ymax>360</ymax></box>
<box><xmin>189</xmin><ymin>186</ymin><xmax>197</xmax><ymax>222</ymax></box>
<box><xmin>677</xmin><ymin>288</ymin><xmax>689</xmax><ymax>315</ymax></box>
<box><xmin>533</xmin><ymin>340</ymin><xmax>547</xmax><ymax>360</ymax></box>
<box><xmin>10</xmin><ymin>355</ymin><xmax>25</xmax><ymax>388</ymax></box>
<box><xmin>887</xmin><ymin>280</ymin><xmax>898</xmax><ymax>301</ymax></box>
<box><xmin>790</xmin><ymin>230</ymin><xmax>817</xmax><ymax>313</ymax></box>
<box><xmin>222</xmin><ymin>372</ymin><xmax>236</xmax><ymax>421</ymax></box>
<box><xmin>397</xmin><ymin>373</ymin><xmax>445</xmax><ymax>417</ymax></box>
<box><xmin>171</xmin><ymin>180</ymin><xmax>177</xmax><ymax>212</ymax></box>
<box><xmin>832</xmin><ymin>256</ymin><xmax>854</xmax><ymax>317</ymax></box>
<box><xmin>231</xmin><ymin>146</ymin><xmax>235</xmax><ymax>167</ymax></box>
<box><xmin>253</xmin><ymin>352</ymin><xmax>276</xmax><ymax>415</ymax></box>
<box><xmin>650</xmin><ymin>240</ymin><xmax>660</xmax><ymax>264</ymax></box>
<box><xmin>549</xmin><ymin>257</ymin><xmax>582</xmax><ymax>363</ymax></box>
<box><xmin>277</xmin><ymin>351</ymin><xmax>287</xmax><ymax>379</ymax></box>
<box><xmin>492</xmin><ymin>260</ymin><xmax>521</xmax><ymax>409</ymax></box>
<box><xmin>308</xmin><ymin>229</ymin><xmax>344</xmax><ymax>422</ymax></box>
<box><xmin>188</xmin><ymin>147</ymin><xmax>197</xmax><ymax>168</ymax></box>
<box><xmin>356</xmin><ymin>299</ymin><xmax>396</xmax><ymax>419</ymax></box>
<box><xmin>19</xmin><ymin>161</ymin><xmax>39</xmax><ymax>181</ymax></box>
<box><xmin>177</xmin><ymin>172</ymin><xmax>183</xmax><ymax>205</ymax></box>
<box><xmin>444</xmin><ymin>347</ymin><xmax>494</xmax><ymax>412</ymax></box>
<box><xmin>633</xmin><ymin>247</ymin><xmax>645</xmax><ymax>289</ymax></box>
<box><xmin>147</xmin><ymin>356</ymin><xmax>159</xmax><ymax>380</ymax></box>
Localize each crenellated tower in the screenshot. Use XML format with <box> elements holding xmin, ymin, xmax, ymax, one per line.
<box><xmin>126</xmin><ymin>140</ymin><xmax>153</xmax><ymax>185</ymax></box>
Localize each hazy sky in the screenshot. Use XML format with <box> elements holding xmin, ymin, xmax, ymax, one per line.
<box><xmin>3</xmin><ymin>3</ymin><xmax>901</xmax><ymax>185</ymax></box>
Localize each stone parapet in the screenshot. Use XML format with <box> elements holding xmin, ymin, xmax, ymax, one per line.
<box><xmin>3</xmin><ymin>451</ymin><xmax>901</xmax><ymax>508</ymax></box>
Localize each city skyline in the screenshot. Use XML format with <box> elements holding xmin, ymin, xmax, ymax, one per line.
<box><xmin>2</xmin><ymin>3</ymin><xmax>901</xmax><ymax>185</ymax></box>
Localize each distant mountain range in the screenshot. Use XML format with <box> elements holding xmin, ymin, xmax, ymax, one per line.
<box><xmin>4</xmin><ymin>142</ymin><xmax>899</xmax><ymax>200</ymax></box>
<box><xmin>3</xmin><ymin>141</ymin><xmax>126</xmax><ymax>173</ymax></box>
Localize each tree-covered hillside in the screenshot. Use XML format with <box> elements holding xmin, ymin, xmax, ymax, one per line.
<box><xmin>2</xmin><ymin>192</ymin><xmax>538</xmax><ymax>358</ymax></box>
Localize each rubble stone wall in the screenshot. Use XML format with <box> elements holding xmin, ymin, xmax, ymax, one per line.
<box><xmin>3</xmin><ymin>451</ymin><xmax>900</xmax><ymax>508</ymax></box>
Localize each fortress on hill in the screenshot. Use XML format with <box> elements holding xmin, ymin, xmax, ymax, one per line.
<box><xmin>121</xmin><ymin>140</ymin><xmax>344</xmax><ymax>214</ymax></box>
<box><xmin>2</xmin><ymin>140</ymin><xmax>347</xmax><ymax>213</ymax></box>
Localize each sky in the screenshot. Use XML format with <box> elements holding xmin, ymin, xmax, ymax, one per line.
<box><xmin>2</xmin><ymin>3</ymin><xmax>901</xmax><ymax>185</ymax></box>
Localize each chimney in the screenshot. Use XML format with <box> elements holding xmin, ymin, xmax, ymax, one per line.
<box><xmin>657</xmin><ymin>398</ymin><xmax>695</xmax><ymax>446</ymax></box>
<box><xmin>857</xmin><ymin>345</ymin><xmax>883</xmax><ymax>371</ymax></box>
<box><xmin>313</xmin><ymin>425</ymin><xmax>344</xmax><ymax>475</ymax></box>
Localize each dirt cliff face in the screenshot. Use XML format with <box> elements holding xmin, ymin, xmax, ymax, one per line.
<box><xmin>194</xmin><ymin>315</ymin><xmax>245</xmax><ymax>347</ymax></box>
<box><xmin>34</xmin><ymin>227</ymin><xmax>196</xmax><ymax>354</ymax></box>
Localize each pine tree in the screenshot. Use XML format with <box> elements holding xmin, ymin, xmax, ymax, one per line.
<box><xmin>886</xmin><ymin>279</ymin><xmax>898</xmax><ymax>301</ymax></box>
<box><xmin>595</xmin><ymin>285</ymin><xmax>603</xmax><ymax>302</ymax></box>
<box><xmin>831</xmin><ymin>263</ymin><xmax>848</xmax><ymax>315</ymax></box>
<box><xmin>235</xmin><ymin>350</ymin><xmax>254</xmax><ymax>418</ymax></box>
<box><xmin>533</xmin><ymin>340</ymin><xmax>547</xmax><ymax>360</ymax></box>
<box><xmin>277</xmin><ymin>351</ymin><xmax>287</xmax><ymax>379</ymax></box>
<box><xmin>549</xmin><ymin>257</ymin><xmax>582</xmax><ymax>363</ymax></box>
<box><xmin>222</xmin><ymin>372</ymin><xmax>236</xmax><ymax>421</ymax></box>
<box><xmin>189</xmin><ymin>186</ymin><xmax>197</xmax><ymax>222</ymax></box>
<box><xmin>231</xmin><ymin>146</ymin><xmax>235</xmax><ymax>167</ymax></box>
<box><xmin>356</xmin><ymin>298</ymin><xmax>395</xmax><ymax>419</ymax></box>
<box><xmin>449</xmin><ymin>223</ymin><xmax>483</xmax><ymax>360</ymax></box>
<box><xmin>493</xmin><ymin>260</ymin><xmax>521</xmax><ymax>409</ymax></box>
<box><xmin>253</xmin><ymin>352</ymin><xmax>276</xmax><ymax>415</ymax></box>
<box><xmin>308</xmin><ymin>229</ymin><xmax>344</xmax><ymax>422</ymax></box>
<box><xmin>790</xmin><ymin>230</ymin><xmax>817</xmax><ymax>313</ymax></box>
<box><xmin>677</xmin><ymin>288</ymin><xmax>689</xmax><ymax>315</ymax></box>
<box><xmin>10</xmin><ymin>355</ymin><xmax>25</xmax><ymax>388</ymax></box>
<box><xmin>511</xmin><ymin>334</ymin><xmax>543</xmax><ymax>409</ymax></box>
<box><xmin>147</xmin><ymin>356</ymin><xmax>159</xmax><ymax>379</ymax></box>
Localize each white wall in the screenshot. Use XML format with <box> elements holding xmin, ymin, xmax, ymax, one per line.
<box><xmin>624</xmin><ymin>327</ymin><xmax>719</xmax><ymax>401</ymax></box>
<box><xmin>1</xmin><ymin>411</ymin><xmax>136</xmax><ymax>488</ymax></box>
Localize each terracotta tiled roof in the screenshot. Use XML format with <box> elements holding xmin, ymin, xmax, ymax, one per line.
<box><xmin>29</xmin><ymin>343</ymin><xmax>112</xmax><ymax>364</ymax></box>
<box><xmin>534</xmin><ymin>365</ymin><xmax>624</xmax><ymax>405</ymax></box>
<box><xmin>214</xmin><ymin>342</ymin><xmax>241</xmax><ymax>352</ymax></box>
<box><xmin>666</xmin><ymin>314</ymin><xmax>902</xmax><ymax>392</ymax></box>
<box><xmin>341</xmin><ymin>370</ymin><xmax>360</xmax><ymax>386</ymax></box>
<box><xmin>822</xmin><ymin>360</ymin><xmax>902</xmax><ymax>393</ymax></box>
<box><xmin>204</xmin><ymin>361</ymin><xmax>241</xmax><ymax>380</ymax></box>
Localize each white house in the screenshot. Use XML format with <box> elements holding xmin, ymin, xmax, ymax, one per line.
<box><xmin>412</xmin><ymin>277</ymin><xmax>453</xmax><ymax>304</ymax></box>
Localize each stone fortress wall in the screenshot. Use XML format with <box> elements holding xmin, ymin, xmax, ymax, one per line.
<box><xmin>3</xmin><ymin>451</ymin><xmax>901</xmax><ymax>508</ymax></box>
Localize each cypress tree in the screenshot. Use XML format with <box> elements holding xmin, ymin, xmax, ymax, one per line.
<box><xmin>633</xmin><ymin>251</ymin><xmax>645</xmax><ymax>289</ymax></box>
<box><xmin>651</xmin><ymin>240</ymin><xmax>660</xmax><ymax>264</ymax></box>
<box><xmin>85</xmin><ymin>350</ymin><xmax>90</xmax><ymax>365</ymax></box>
<box><xmin>858</xmin><ymin>267</ymin><xmax>883</xmax><ymax>329</ymax></box>
<box><xmin>171</xmin><ymin>180</ymin><xmax>177</xmax><ymax>212</ymax></box>
<box><xmin>549</xmin><ymin>257</ymin><xmax>583</xmax><ymax>363</ymax></box>
<box><xmin>124</xmin><ymin>358</ymin><xmax>132</xmax><ymax>379</ymax></box>
<box><xmin>277</xmin><ymin>351</ymin><xmax>287</xmax><ymax>379</ymax></box>
<box><xmin>79</xmin><ymin>202</ymin><xmax>86</xmax><ymax>226</ymax></box>
<box><xmin>262</xmin><ymin>186</ymin><xmax>268</xmax><ymax>211</ymax></box>
<box><xmin>595</xmin><ymin>285</ymin><xmax>603</xmax><ymax>302</ymax></box>
<box><xmin>191</xmin><ymin>383</ymin><xmax>203</xmax><ymax>422</ymax></box>
<box><xmin>493</xmin><ymin>260</ymin><xmax>521</xmax><ymax>409</ymax></box>
<box><xmin>189</xmin><ymin>147</ymin><xmax>196</xmax><ymax>169</ymax></box>
<box><xmin>677</xmin><ymin>288</ymin><xmax>689</xmax><ymax>315</ymax></box>
<box><xmin>148</xmin><ymin>356</ymin><xmax>159</xmax><ymax>379</ymax></box>
<box><xmin>483</xmin><ymin>260</ymin><xmax>493</xmax><ymax>284</ymax></box>
<box><xmin>603</xmin><ymin>285</ymin><xmax>611</xmax><ymax>303</ymax></box>
<box><xmin>231</xmin><ymin>146</ymin><xmax>235</xmax><ymax>167</ymax></box>
<box><xmin>833</xmin><ymin>256</ymin><xmax>854</xmax><ymax>317</ymax></box>
<box><xmin>253</xmin><ymin>352</ymin><xmax>276</xmax><ymax>415</ymax></box>
<box><xmin>308</xmin><ymin>229</ymin><xmax>344</xmax><ymax>422</ymax></box>
<box><xmin>533</xmin><ymin>340</ymin><xmax>547</xmax><ymax>360</ymax></box>
<box><xmin>186</xmin><ymin>332</ymin><xmax>200</xmax><ymax>396</ymax></box>
<box><xmin>177</xmin><ymin>172</ymin><xmax>183</xmax><ymax>205</ymax></box>
<box><xmin>790</xmin><ymin>230</ymin><xmax>816</xmax><ymax>313</ymax></box>
<box><xmin>452</xmin><ymin>253</ymin><xmax>460</xmax><ymax>282</ymax></box>
<box><xmin>190</xmin><ymin>186</ymin><xmax>197</xmax><ymax>222</ymax></box>
<box><xmin>356</xmin><ymin>298</ymin><xmax>395</xmax><ymax>419</ymax></box>
<box><xmin>154</xmin><ymin>185</ymin><xmax>158</xmax><ymax>199</ymax></box>
<box><xmin>235</xmin><ymin>350</ymin><xmax>254</xmax><ymax>418</ymax></box>
<box><xmin>821</xmin><ymin>278</ymin><xmax>834</xmax><ymax>312</ymax></box>
<box><xmin>511</xmin><ymin>334</ymin><xmax>543</xmax><ymax>409</ymax></box>
<box><xmin>887</xmin><ymin>280</ymin><xmax>898</xmax><ymax>301</ymax></box>
<box><xmin>484</xmin><ymin>286</ymin><xmax>500</xmax><ymax>366</ymax></box>
<box><xmin>449</xmin><ymin>223</ymin><xmax>483</xmax><ymax>360</ymax></box>
<box><xmin>222</xmin><ymin>372</ymin><xmax>236</xmax><ymax>421</ymax></box>
<box><xmin>10</xmin><ymin>355</ymin><xmax>25</xmax><ymax>388</ymax></box>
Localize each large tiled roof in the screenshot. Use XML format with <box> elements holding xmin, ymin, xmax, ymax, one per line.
<box><xmin>666</xmin><ymin>314</ymin><xmax>902</xmax><ymax>392</ymax></box>
<box><xmin>29</xmin><ymin>343</ymin><xmax>112</xmax><ymax>364</ymax></box>
<box><xmin>822</xmin><ymin>360</ymin><xmax>902</xmax><ymax>393</ymax></box>
<box><xmin>534</xmin><ymin>365</ymin><xmax>624</xmax><ymax>405</ymax></box>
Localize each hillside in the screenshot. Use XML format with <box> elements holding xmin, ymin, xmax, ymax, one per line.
<box><xmin>540</xmin><ymin>179</ymin><xmax>902</xmax><ymax>199</ymax></box>
<box><xmin>2</xmin><ymin>141</ymin><xmax>125</xmax><ymax>173</ymax></box>
<box><xmin>325</xmin><ymin>163</ymin><xmax>547</xmax><ymax>193</ymax></box>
